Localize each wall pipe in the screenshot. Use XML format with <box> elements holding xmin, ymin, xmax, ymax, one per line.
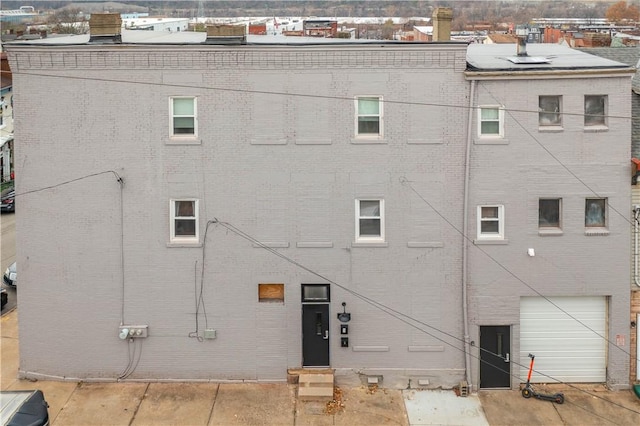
<box><xmin>462</xmin><ymin>80</ymin><xmax>476</xmax><ymax>389</ymax></box>
<box><xmin>634</xmin><ymin>206</ymin><xmax>640</xmax><ymax>287</ymax></box>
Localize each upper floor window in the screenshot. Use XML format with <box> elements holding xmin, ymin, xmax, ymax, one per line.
<box><xmin>585</xmin><ymin>198</ymin><xmax>606</xmax><ymax>228</ymax></box>
<box><xmin>584</xmin><ymin>95</ymin><xmax>607</xmax><ymax>127</ymax></box>
<box><xmin>478</xmin><ymin>106</ymin><xmax>504</xmax><ymax>138</ymax></box>
<box><xmin>477</xmin><ymin>205</ymin><xmax>504</xmax><ymax>240</ymax></box>
<box><xmin>170</xmin><ymin>97</ymin><xmax>197</xmax><ymax>136</ymax></box>
<box><xmin>539</xmin><ymin>198</ymin><xmax>561</xmax><ymax>229</ymax></box>
<box><xmin>170</xmin><ymin>199</ymin><xmax>199</xmax><ymax>243</ymax></box>
<box><xmin>539</xmin><ymin>96</ymin><xmax>561</xmax><ymax>127</ymax></box>
<box><xmin>355</xmin><ymin>96</ymin><xmax>383</xmax><ymax>137</ymax></box>
<box><xmin>356</xmin><ymin>199</ymin><xmax>385</xmax><ymax>242</ymax></box>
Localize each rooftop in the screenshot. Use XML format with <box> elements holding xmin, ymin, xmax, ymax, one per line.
<box><xmin>467</xmin><ymin>43</ymin><xmax>632</xmax><ymax>71</ymax></box>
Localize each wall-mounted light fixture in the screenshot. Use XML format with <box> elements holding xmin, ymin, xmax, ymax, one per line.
<box><xmin>527</xmin><ymin>248</ymin><xmax>535</xmax><ymax>257</ymax></box>
<box><xmin>337</xmin><ymin>302</ymin><xmax>351</xmax><ymax>322</ymax></box>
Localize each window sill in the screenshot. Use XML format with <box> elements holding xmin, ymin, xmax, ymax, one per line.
<box><xmin>538</xmin><ymin>228</ymin><xmax>563</xmax><ymax>236</ymax></box>
<box><xmin>538</xmin><ymin>126</ymin><xmax>563</xmax><ymax>133</ymax></box>
<box><xmin>352</xmin><ymin>241</ymin><xmax>388</xmax><ymax>248</ymax></box>
<box><xmin>351</xmin><ymin>137</ymin><xmax>386</xmax><ymax>144</ymax></box>
<box><xmin>167</xmin><ymin>241</ymin><xmax>202</xmax><ymax>248</ymax></box>
<box><xmin>474</xmin><ymin>138</ymin><xmax>509</xmax><ymax>145</ymax></box>
<box><xmin>473</xmin><ymin>239</ymin><xmax>508</xmax><ymax>245</ymax></box>
<box><xmin>584</xmin><ymin>228</ymin><xmax>609</xmax><ymax>236</ymax></box>
<box><xmin>166</xmin><ymin>137</ymin><xmax>202</xmax><ymax>145</ymax></box>
<box><xmin>583</xmin><ymin>126</ymin><xmax>608</xmax><ymax>133</ymax></box>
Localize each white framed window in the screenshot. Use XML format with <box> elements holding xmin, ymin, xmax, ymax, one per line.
<box><xmin>170</xmin><ymin>97</ymin><xmax>197</xmax><ymax>137</ymax></box>
<box><xmin>585</xmin><ymin>198</ymin><xmax>606</xmax><ymax>228</ymax></box>
<box><xmin>584</xmin><ymin>95</ymin><xmax>607</xmax><ymax>127</ymax></box>
<box><xmin>539</xmin><ymin>96</ymin><xmax>562</xmax><ymax>127</ymax></box>
<box><xmin>355</xmin><ymin>96</ymin><xmax>383</xmax><ymax>137</ymax></box>
<box><xmin>477</xmin><ymin>205</ymin><xmax>505</xmax><ymax>240</ymax></box>
<box><xmin>170</xmin><ymin>199</ymin><xmax>199</xmax><ymax>242</ymax></box>
<box><xmin>478</xmin><ymin>106</ymin><xmax>504</xmax><ymax>138</ymax></box>
<box><xmin>539</xmin><ymin>198</ymin><xmax>561</xmax><ymax>229</ymax></box>
<box><xmin>355</xmin><ymin>199</ymin><xmax>385</xmax><ymax>242</ymax></box>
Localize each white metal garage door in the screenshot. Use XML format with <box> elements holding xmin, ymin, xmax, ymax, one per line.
<box><xmin>520</xmin><ymin>296</ymin><xmax>606</xmax><ymax>383</ymax></box>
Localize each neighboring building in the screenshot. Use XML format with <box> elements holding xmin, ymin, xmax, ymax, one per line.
<box><xmin>483</xmin><ymin>33</ymin><xmax>518</xmax><ymax>44</ymax></box>
<box><xmin>466</xmin><ymin>42</ymin><xmax>633</xmax><ymax>390</ymax></box>
<box><xmin>121</xmin><ymin>17</ymin><xmax>189</xmax><ymax>32</ymax></box>
<box><xmin>0</xmin><ymin>52</ymin><xmax>13</xmax><ymax>182</ymax></box>
<box><xmin>0</xmin><ymin>6</ymin><xmax>40</xmax><ymax>24</ymax></box>
<box><xmin>576</xmin><ymin>46</ymin><xmax>640</xmax><ymax>385</ymax></box>
<box><xmin>413</xmin><ymin>26</ymin><xmax>432</xmax><ymax>42</ymax></box>
<box><xmin>4</xmin><ymin>13</ymin><xmax>635</xmax><ymax>391</ymax></box>
<box><xmin>303</xmin><ymin>20</ymin><xmax>338</xmax><ymax>38</ymax></box>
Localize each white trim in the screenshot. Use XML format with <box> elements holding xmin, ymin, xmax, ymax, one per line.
<box><xmin>477</xmin><ymin>204</ymin><xmax>505</xmax><ymax>240</ymax></box>
<box><xmin>477</xmin><ymin>105</ymin><xmax>504</xmax><ymax>139</ymax></box>
<box><xmin>354</xmin><ymin>96</ymin><xmax>384</xmax><ymax>139</ymax></box>
<box><xmin>355</xmin><ymin>198</ymin><xmax>385</xmax><ymax>243</ymax></box>
<box><xmin>169</xmin><ymin>198</ymin><xmax>199</xmax><ymax>244</ymax></box>
<box><xmin>169</xmin><ymin>96</ymin><xmax>198</xmax><ymax>139</ymax></box>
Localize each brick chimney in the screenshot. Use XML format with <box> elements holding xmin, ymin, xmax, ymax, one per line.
<box><xmin>89</xmin><ymin>13</ymin><xmax>122</xmax><ymax>43</ymax></box>
<box><xmin>432</xmin><ymin>7</ymin><xmax>452</xmax><ymax>42</ymax></box>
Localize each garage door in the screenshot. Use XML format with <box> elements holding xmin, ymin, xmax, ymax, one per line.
<box><xmin>520</xmin><ymin>296</ymin><xmax>606</xmax><ymax>383</ymax></box>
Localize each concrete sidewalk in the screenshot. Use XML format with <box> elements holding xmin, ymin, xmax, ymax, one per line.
<box><xmin>3</xmin><ymin>308</ymin><xmax>640</xmax><ymax>425</ymax></box>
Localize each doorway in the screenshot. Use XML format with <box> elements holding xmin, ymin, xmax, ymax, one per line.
<box><xmin>301</xmin><ymin>284</ymin><xmax>330</xmax><ymax>367</ymax></box>
<box><xmin>479</xmin><ymin>325</ymin><xmax>511</xmax><ymax>388</ymax></box>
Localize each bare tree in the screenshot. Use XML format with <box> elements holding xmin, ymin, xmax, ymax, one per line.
<box><xmin>48</xmin><ymin>8</ymin><xmax>87</xmax><ymax>34</ymax></box>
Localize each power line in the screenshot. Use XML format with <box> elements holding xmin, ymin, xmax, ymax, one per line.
<box><xmin>0</xmin><ymin>69</ymin><xmax>637</xmax><ymax>121</ymax></box>
<box><xmin>208</xmin><ymin>218</ymin><xmax>640</xmax><ymax>419</ymax></box>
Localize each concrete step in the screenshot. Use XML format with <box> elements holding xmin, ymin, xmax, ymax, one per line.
<box><xmin>298</xmin><ymin>373</ymin><xmax>334</xmax><ymax>400</ymax></box>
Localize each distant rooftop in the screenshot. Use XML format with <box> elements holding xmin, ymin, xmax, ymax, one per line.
<box><xmin>3</xmin><ymin>28</ymin><xmax>466</xmax><ymax>46</ymax></box>
<box><xmin>467</xmin><ymin>43</ymin><xmax>632</xmax><ymax>71</ymax></box>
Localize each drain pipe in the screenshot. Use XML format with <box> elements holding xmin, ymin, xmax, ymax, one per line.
<box><xmin>634</xmin><ymin>206</ymin><xmax>640</xmax><ymax>287</ymax></box>
<box><xmin>462</xmin><ymin>79</ymin><xmax>476</xmax><ymax>389</ymax></box>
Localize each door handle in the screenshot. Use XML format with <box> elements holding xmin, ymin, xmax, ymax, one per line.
<box><xmin>504</xmin><ymin>352</ymin><xmax>510</xmax><ymax>363</ymax></box>
<box><xmin>323</xmin><ymin>330</ymin><xmax>329</xmax><ymax>340</ymax></box>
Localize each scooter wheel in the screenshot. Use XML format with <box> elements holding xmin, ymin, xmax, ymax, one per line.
<box><xmin>522</xmin><ymin>388</ymin><xmax>532</xmax><ymax>398</ymax></box>
<box><xmin>554</xmin><ymin>394</ymin><xmax>564</xmax><ymax>404</ymax></box>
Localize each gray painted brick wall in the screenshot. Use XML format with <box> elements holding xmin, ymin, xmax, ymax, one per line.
<box><xmin>6</xmin><ymin>43</ymin><xmax>631</xmax><ymax>389</ymax></box>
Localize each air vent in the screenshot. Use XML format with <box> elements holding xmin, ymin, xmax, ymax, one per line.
<box><xmin>507</xmin><ymin>56</ymin><xmax>551</xmax><ymax>64</ymax></box>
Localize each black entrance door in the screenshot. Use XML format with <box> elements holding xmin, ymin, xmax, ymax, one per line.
<box><xmin>480</xmin><ymin>325</ymin><xmax>511</xmax><ymax>388</ymax></box>
<box><xmin>302</xmin><ymin>304</ymin><xmax>330</xmax><ymax>366</ymax></box>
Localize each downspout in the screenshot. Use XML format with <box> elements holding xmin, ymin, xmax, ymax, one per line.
<box><xmin>634</xmin><ymin>206</ymin><xmax>640</xmax><ymax>287</ymax></box>
<box><xmin>462</xmin><ymin>79</ymin><xmax>476</xmax><ymax>389</ymax></box>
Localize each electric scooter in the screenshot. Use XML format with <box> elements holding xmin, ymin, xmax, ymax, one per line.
<box><xmin>521</xmin><ymin>353</ymin><xmax>564</xmax><ymax>404</ymax></box>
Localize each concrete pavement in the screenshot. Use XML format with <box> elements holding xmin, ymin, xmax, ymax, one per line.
<box><xmin>3</xmin><ymin>308</ymin><xmax>640</xmax><ymax>425</ymax></box>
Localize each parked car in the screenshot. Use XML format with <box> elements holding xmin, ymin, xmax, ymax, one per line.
<box><xmin>3</xmin><ymin>262</ymin><xmax>16</xmax><ymax>287</ymax></box>
<box><xmin>0</xmin><ymin>390</ymin><xmax>49</xmax><ymax>426</ymax></box>
<box><xmin>0</xmin><ymin>189</ymin><xmax>15</xmax><ymax>212</ymax></box>
<box><xmin>1</xmin><ymin>288</ymin><xmax>7</xmax><ymax>311</ymax></box>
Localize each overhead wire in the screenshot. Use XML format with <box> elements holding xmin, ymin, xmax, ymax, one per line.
<box><xmin>208</xmin><ymin>219</ymin><xmax>640</xmax><ymax>418</ymax></box>
<box><xmin>0</xmin><ymin>69</ymin><xmax>637</xmax><ymax>122</ymax></box>
<box><xmin>2</xmin><ymin>54</ymin><xmax>638</xmax><ymax>405</ymax></box>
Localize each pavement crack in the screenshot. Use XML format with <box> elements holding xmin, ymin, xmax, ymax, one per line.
<box><xmin>127</xmin><ymin>382</ymin><xmax>150</xmax><ymax>426</ymax></box>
